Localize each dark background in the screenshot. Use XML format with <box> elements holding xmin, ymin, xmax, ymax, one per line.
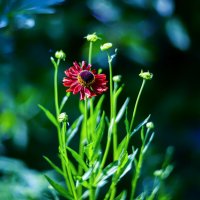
<box><xmin>0</xmin><ymin>0</ymin><xmax>200</xmax><ymax>199</ymax></box>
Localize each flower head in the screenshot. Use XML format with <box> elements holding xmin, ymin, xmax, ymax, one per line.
<box><xmin>85</xmin><ymin>33</ymin><xmax>101</xmax><ymax>42</ymax></box>
<box><xmin>139</xmin><ymin>70</ymin><xmax>153</xmax><ymax>80</ymax></box>
<box><xmin>55</xmin><ymin>50</ymin><xmax>66</xmax><ymax>61</ymax></box>
<box><xmin>100</xmin><ymin>43</ymin><xmax>113</xmax><ymax>51</ymax></box>
<box><xmin>63</xmin><ymin>61</ymin><xmax>108</xmax><ymax>100</ymax></box>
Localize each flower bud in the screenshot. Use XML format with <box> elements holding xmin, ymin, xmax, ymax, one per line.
<box><xmin>146</xmin><ymin>122</ymin><xmax>154</xmax><ymax>129</ymax></box>
<box><xmin>100</xmin><ymin>43</ymin><xmax>113</xmax><ymax>51</ymax></box>
<box><xmin>154</xmin><ymin>169</ymin><xmax>163</xmax><ymax>177</ymax></box>
<box><xmin>139</xmin><ymin>70</ymin><xmax>153</xmax><ymax>80</ymax></box>
<box><xmin>113</xmin><ymin>75</ymin><xmax>122</xmax><ymax>82</ymax></box>
<box><xmin>85</xmin><ymin>33</ymin><xmax>100</xmax><ymax>42</ymax></box>
<box><xmin>55</xmin><ymin>50</ymin><xmax>66</xmax><ymax>61</ymax></box>
<box><xmin>58</xmin><ymin>112</ymin><xmax>68</xmax><ymax>123</ymax></box>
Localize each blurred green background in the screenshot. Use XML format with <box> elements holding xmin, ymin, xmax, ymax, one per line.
<box><xmin>0</xmin><ymin>0</ymin><xmax>200</xmax><ymax>199</ymax></box>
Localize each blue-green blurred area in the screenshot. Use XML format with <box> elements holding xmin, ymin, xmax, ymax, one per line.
<box><xmin>0</xmin><ymin>0</ymin><xmax>200</xmax><ymax>199</ymax></box>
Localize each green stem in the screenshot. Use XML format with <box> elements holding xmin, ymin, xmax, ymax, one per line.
<box><xmin>88</xmin><ymin>41</ymin><xmax>93</xmax><ymax>65</ymax></box>
<box><xmin>54</xmin><ymin>59</ymin><xmax>60</xmax><ymax>119</ymax></box>
<box><xmin>129</xmin><ymin>79</ymin><xmax>146</xmax><ymax>133</ymax></box>
<box><xmin>89</xmin><ymin>176</ymin><xmax>95</xmax><ymax>200</ymax></box>
<box><xmin>53</xmin><ymin>58</ymin><xmax>77</xmax><ymax>198</ymax></box>
<box><xmin>108</xmin><ymin>53</ymin><xmax>113</xmax><ymax>122</ymax></box>
<box><xmin>100</xmin><ymin>135</ymin><xmax>111</xmax><ymax>170</ymax></box>
<box><xmin>130</xmin><ymin>127</ymin><xmax>145</xmax><ymax>200</ymax></box>
<box><xmin>61</xmin><ymin>123</ymin><xmax>78</xmax><ymax>200</ymax></box>
<box><xmin>113</xmin><ymin>83</ymin><xmax>118</xmax><ymax>161</ymax></box>
<box><xmin>84</xmin><ymin>98</ymin><xmax>89</xmax><ymax>142</ymax></box>
<box><xmin>107</xmin><ymin>53</ymin><xmax>117</xmax><ymax>161</ymax></box>
<box><xmin>89</xmin><ymin>98</ymin><xmax>94</xmax><ymax>140</ymax></box>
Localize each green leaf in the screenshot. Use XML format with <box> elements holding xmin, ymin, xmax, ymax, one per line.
<box><xmin>108</xmin><ymin>118</ymin><xmax>115</xmax><ymax>137</ymax></box>
<box><xmin>43</xmin><ymin>156</ymin><xmax>63</xmax><ymax>175</ymax></box>
<box><xmin>94</xmin><ymin>95</ymin><xmax>105</xmax><ymax>117</ymax></box>
<box><xmin>116</xmin><ymin>135</ymin><xmax>129</xmax><ymax>158</ymax></box>
<box><xmin>142</xmin><ymin>132</ymin><xmax>155</xmax><ymax>154</ymax></box>
<box><xmin>116</xmin><ymin>98</ymin><xmax>130</xmax><ymax>123</ymax></box>
<box><xmin>84</xmin><ymin>142</ymin><xmax>94</xmax><ymax>161</ymax></box>
<box><xmin>76</xmin><ymin>168</ymin><xmax>93</xmax><ymax>188</ymax></box>
<box><xmin>79</xmin><ymin>101</ymin><xmax>85</xmax><ymax>114</ymax></box>
<box><xmin>119</xmin><ymin>148</ymin><xmax>138</xmax><ymax>180</ymax></box>
<box><xmin>124</xmin><ymin>108</ymin><xmax>129</xmax><ymax>133</ymax></box>
<box><xmin>131</xmin><ymin>115</ymin><xmax>151</xmax><ymax>137</ymax></box>
<box><xmin>115</xmin><ymin>190</ymin><xmax>127</xmax><ymax>200</ymax></box>
<box><xmin>38</xmin><ymin>104</ymin><xmax>58</xmax><ymax>127</ymax></box>
<box><xmin>66</xmin><ymin>115</ymin><xmax>83</xmax><ymax>145</ymax></box>
<box><xmin>114</xmin><ymin>84</ymin><xmax>124</xmax><ymax>99</ymax></box>
<box><xmin>92</xmin><ymin>112</ymin><xmax>105</xmax><ymax>156</ymax></box>
<box><xmin>44</xmin><ymin>175</ymin><xmax>73</xmax><ymax>200</ymax></box>
<box><xmin>96</xmin><ymin>161</ymin><xmax>118</xmax><ymax>186</ymax></box>
<box><xmin>59</xmin><ymin>93</ymin><xmax>70</xmax><ymax>112</ymax></box>
<box><xmin>66</xmin><ymin>146</ymin><xmax>88</xmax><ymax>172</ymax></box>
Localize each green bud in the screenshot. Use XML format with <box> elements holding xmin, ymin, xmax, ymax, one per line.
<box><xmin>58</xmin><ymin>112</ymin><xmax>68</xmax><ymax>123</ymax></box>
<box><xmin>113</xmin><ymin>75</ymin><xmax>122</xmax><ymax>82</ymax></box>
<box><xmin>146</xmin><ymin>122</ymin><xmax>154</xmax><ymax>129</ymax></box>
<box><xmin>139</xmin><ymin>70</ymin><xmax>153</xmax><ymax>80</ymax></box>
<box><xmin>100</xmin><ymin>43</ymin><xmax>113</xmax><ymax>51</ymax></box>
<box><xmin>55</xmin><ymin>50</ymin><xmax>66</xmax><ymax>61</ymax></box>
<box><xmin>85</xmin><ymin>33</ymin><xmax>101</xmax><ymax>42</ymax></box>
<box><xmin>154</xmin><ymin>169</ymin><xmax>163</xmax><ymax>177</ymax></box>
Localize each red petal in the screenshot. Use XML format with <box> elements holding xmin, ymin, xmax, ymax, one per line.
<box><xmin>80</xmin><ymin>88</ymin><xmax>85</xmax><ymax>100</ymax></box>
<box><xmin>85</xmin><ymin>87</ymin><xmax>96</xmax><ymax>98</ymax></box>
<box><xmin>73</xmin><ymin>84</ymin><xmax>82</xmax><ymax>94</ymax></box>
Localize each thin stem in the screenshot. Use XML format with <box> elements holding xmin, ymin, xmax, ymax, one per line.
<box><xmin>89</xmin><ymin>177</ymin><xmax>95</xmax><ymax>200</ymax></box>
<box><xmin>88</xmin><ymin>41</ymin><xmax>93</xmax><ymax>65</ymax></box>
<box><xmin>107</xmin><ymin>53</ymin><xmax>117</xmax><ymax>161</ymax></box>
<box><xmin>129</xmin><ymin>79</ymin><xmax>146</xmax><ymax>133</ymax></box>
<box><xmin>84</xmin><ymin>97</ymin><xmax>89</xmax><ymax>142</ymax></box>
<box><xmin>113</xmin><ymin>83</ymin><xmax>118</xmax><ymax>161</ymax></box>
<box><xmin>130</xmin><ymin>127</ymin><xmax>145</xmax><ymax>200</ymax></box>
<box><xmin>100</xmin><ymin>135</ymin><xmax>111</xmax><ymax>170</ymax></box>
<box><xmin>54</xmin><ymin>59</ymin><xmax>60</xmax><ymax>119</ymax></box>
<box><xmin>53</xmin><ymin>58</ymin><xmax>76</xmax><ymax>197</ymax></box>
<box><xmin>108</xmin><ymin>53</ymin><xmax>113</xmax><ymax>122</ymax></box>
<box><xmin>61</xmin><ymin>122</ymin><xmax>78</xmax><ymax>200</ymax></box>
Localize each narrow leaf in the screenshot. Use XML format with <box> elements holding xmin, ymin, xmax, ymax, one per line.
<box><xmin>96</xmin><ymin>161</ymin><xmax>118</xmax><ymax>185</ymax></box>
<box><xmin>116</xmin><ymin>98</ymin><xmax>130</xmax><ymax>123</ymax></box>
<box><xmin>131</xmin><ymin>115</ymin><xmax>151</xmax><ymax>137</ymax></box>
<box><xmin>115</xmin><ymin>190</ymin><xmax>127</xmax><ymax>200</ymax></box>
<box><xmin>38</xmin><ymin>104</ymin><xmax>58</xmax><ymax>127</ymax></box>
<box><xmin>93</xmin><ymin>112</ymin><xmax>105</xmax><ymax>153</ymax></box>
<box><xmin>66</xmin><ymin>146</ymin><xmax>88</xmax><ymax>172</ymax></box>
<box><xmin>66</xmin><ymin>115</ymin><xmax>83</xmax><ymax>145</ymax></box>
<box><xmin>94</xmin><ymin>95</ymin><xmax>105</xmax><ymax>116</ymax></box>
<box><xmin>59</xmin><ymin>93</ymin><xmax>70</xmax><ymax>112</ymax></box>
<box><xmin>124</xmin><ymin>108</ymin><xmax>129</xmax><ymax>133</ymax></box>
<box><xmin>119</xmin><ymin>148</ymin><xmax>138</xmax><ymax>179</ymax></box>
<box><xmin>43</xmin><ymin>156</ymin><xmax>63</xmax><ymax>175</ymax></box>
<box><xmin>45</xmin><ymin>175</ymin><xmax>73</xmax><ymax>200</ymax></box>
<box><xmin>142</xmin><ymin>132</ymin><xmax>155</xmax><ymax>154</ymax></box>
<box><xmin>116</xmin><ymin>135</ymin><xmax>129</xmax><ymax>158</ymax></box>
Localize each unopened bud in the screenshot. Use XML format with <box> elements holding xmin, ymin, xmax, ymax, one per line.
<box><xmin>113</xmin><ymin>75</ymin><xmax>122</xmax><ymax>82</ymax></box>
<box><xmin>139</xmin><ymin>70</ymin><xmax>153</xmax><ymax>80</ymax></box>
<box><xmin>55</xmin><ymin>50</ymin><xmax>66</xmax><ymax>61</ymax></box>
<box><xmin>100</xmin><ymin>43</ymin><xmax>113</xmax><ymax>51</ymax></box>
<box><xmin>85</xmin><ymin>33</ymin><xmax>101</xmax><ymax>42</ymax></box>
<box><xmin>154</xmin><ymin>169</ymin><xmax>163</xmax><ymax>177</ymax></box>
<box><xmin>146</xmin><ymin>122</ymin><xmax>154</xmax><ymax>129</ymax></box>
<box><xmin>58</xmin><ymin>112</ymin><xmax>68</xmax><ymax>123</ymax></box>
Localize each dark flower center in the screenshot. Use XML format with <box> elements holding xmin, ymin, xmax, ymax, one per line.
<box><xmin>78</xmin><ymin>70</ymin><xmax>95</xmax><ymax>87</ymax></box>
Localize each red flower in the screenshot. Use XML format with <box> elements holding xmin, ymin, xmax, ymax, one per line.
<box><xmin>63</xmin><ymin>61</ymin><xmax>108</xmax><ymax>100</ymax></box>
